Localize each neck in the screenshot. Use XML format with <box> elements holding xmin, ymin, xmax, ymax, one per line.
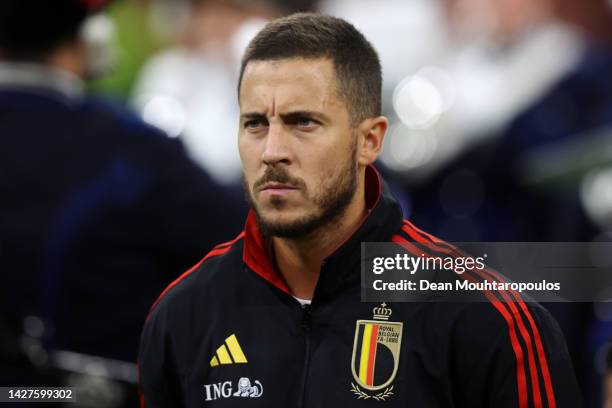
<box><xmin>271</xmin><ymin>176</ymin><xmax>367</xmax><ymax>300</ymax></box>
<box><xmin>46</xmin><ymin>41</ymin><xmax>86</xmax><ymax>78</ymax></box>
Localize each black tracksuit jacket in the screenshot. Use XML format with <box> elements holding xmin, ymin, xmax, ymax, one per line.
<box><xmin>139</xmin><ymin>166</ymin><xmax>581</xmax><ymax>407</ymax></box>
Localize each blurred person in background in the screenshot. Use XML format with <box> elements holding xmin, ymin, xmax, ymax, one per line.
<box><xmin>394</xmin><ymin>0</ymin><xmax>612</xmax><ymax>406</ymax></box>
<box><xmin>406</xmin><ymin>0</ymin><xmax>611</xmax><ymax>241</ymax></box>
<box><xmin>0</xmin><ymin>0</ymin><xmax>245</xmax><ymax>399</ymax></box>
<box><xmin>132</xmin><ymin>0</ymin><xmax>318</xmax><ymax>187</ymax></box>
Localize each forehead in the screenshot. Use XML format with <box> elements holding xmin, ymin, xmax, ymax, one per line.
<box><xmin>239</xmin><ymin>58</ymin><xmax>344</xmax><ymax>113</ymax></box>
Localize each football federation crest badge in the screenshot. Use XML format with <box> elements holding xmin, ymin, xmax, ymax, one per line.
<box><xmin>350</xmin><ymin>303</ymin><xmax>402</xmax><ymax>401</ymax></box>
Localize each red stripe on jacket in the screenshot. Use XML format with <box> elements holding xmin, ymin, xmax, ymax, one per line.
<box><xmin>393</xmin><ymin>224</ymin><xmax>556</xmax><ymax>408</ymax></box>
<box><xmin>401</xmin><ymin>221</ymin><xmax>556</xmax><ymax>408</ymax></box>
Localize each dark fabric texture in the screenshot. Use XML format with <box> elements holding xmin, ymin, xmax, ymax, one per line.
<box><xmin>139</xmin><ymin>168</ymin><xmax>581</xmax><ymax>407</ymax></box>
<box><xmin>0</xmin><ymin>87</ymin><xmax>246</xmax><ymax>374</ymax></box>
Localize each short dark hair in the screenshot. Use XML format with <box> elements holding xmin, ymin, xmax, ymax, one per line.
<box><xmin>238</xmin><ymin>13</ymin><xmax>382</xmax><ymax>124</ymax></box>
<box><xmin>0</xmin><ymin>0</ymin><xmax>105</xmax><ymax>61</ymax></box>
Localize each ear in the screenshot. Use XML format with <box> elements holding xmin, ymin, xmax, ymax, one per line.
<box><xmin>357</xmin><ymin>116</ymin><xmax>388</xmax><ymax>166</ymax></box>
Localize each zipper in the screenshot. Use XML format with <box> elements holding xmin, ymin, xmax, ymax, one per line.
<box><xmin>297</xmin><ymin>304</ymin><xmax>312</xmax><ymax>408</ymax></box>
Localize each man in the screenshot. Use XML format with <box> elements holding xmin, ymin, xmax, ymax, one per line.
<box><xmin>0</xmin><ymin>0</ymin><xmax>244</xmax><ymax>385</ymax></box>
<box><xmin>139</xmin><ymin>13</ymin><xmax>581</xmax><ymax>407</ymax></box>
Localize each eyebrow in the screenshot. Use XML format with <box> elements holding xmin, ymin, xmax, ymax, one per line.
<box><xmin>280</xmin><ymin>110</ymin><xmax>330</xmax><ymax>123</ymax></box>
<box><xmin>240</xmin><ymin>110</ymin><xmax>330</xmax><ymax>123</ymax></box>
<box><xmin>240</xmin><ymin>112</ymin><xmax>267</xmax><ymax>122</ymax></box>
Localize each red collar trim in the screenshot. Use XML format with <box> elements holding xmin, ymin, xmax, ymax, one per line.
<box><xmin>243</xmin><ymin>165</ymin><xmax>382</xmax><ymax>295</ymax></box>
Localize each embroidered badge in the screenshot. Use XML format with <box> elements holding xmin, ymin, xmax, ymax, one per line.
<box><xmin>350</xmin><ymin>303</ymin><xmax>402</xmax><ymax>401</ymax></box>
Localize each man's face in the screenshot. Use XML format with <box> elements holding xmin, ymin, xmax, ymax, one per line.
<box><xmin>238</xmin><ymin>58</ymin><xmax>358</xmax><ymax>238</ymax></box>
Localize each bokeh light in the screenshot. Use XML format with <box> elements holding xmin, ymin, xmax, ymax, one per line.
<box><xmin>141</xmin><ymin>95</ymin><xmax>187</xmax><ymax>138</ymax></box>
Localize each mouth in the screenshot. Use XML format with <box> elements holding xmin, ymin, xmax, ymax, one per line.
<box><xmin>259</xmin><ymin>182</ymin><xmax>299</xmax><ymax>196</ymax></box>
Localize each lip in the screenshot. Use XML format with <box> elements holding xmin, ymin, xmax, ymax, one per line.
<box><xmin>260</xmin><ymin>182</ymin><xmax>297</xmax><ymax>191</ymax></box>
<box><xmin>259</xmin><ymin>182</ymin><xmax>298</xmax><ymax>196</ymax></box>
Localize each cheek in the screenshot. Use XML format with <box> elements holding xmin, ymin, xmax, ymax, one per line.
<box><xmin>238</xmin><ymin>135</ymin><xmax>259</xmax><ymax>168</ymax></box>
<box><xmin>238</xmin><ymin>138</ymin><xmax>258</xmax><ymax>187</ymax></box>
<box><xmin>237</xmin><ymin>134</ymin><xmax>248</xmax><ymax>162</ymax></box>
<box><xmin>306</xmin><ymin>154</ymin><xmax>343</xmax><ymax>195</ymax></box>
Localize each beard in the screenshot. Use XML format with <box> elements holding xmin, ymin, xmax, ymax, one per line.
<box><xmin>244</xmin><ymin>144</ymin><xmax>358</xmax><ymax>239</ymax></box>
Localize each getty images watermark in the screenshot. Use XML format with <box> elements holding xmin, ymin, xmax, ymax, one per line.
<box><xmin>361</xmin><ymin>242</ymin><xmax>612</xmax><ymax>303</ymax></box>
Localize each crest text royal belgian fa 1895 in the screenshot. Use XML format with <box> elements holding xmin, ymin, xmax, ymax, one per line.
<box><xmin>350</xmin><ymin>303</ymin><xmax>402</xmax><ymax>401</ymax></box>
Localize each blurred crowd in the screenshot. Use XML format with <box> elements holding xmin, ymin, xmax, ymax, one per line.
<box><xmin>2</xmin><ymin>0</ymin><xmax>612</xmax><ymax>406</ymax></box>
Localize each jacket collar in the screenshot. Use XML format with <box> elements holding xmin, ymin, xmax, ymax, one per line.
<box><xmin>0</xmin><ymin>62</ymin><xmax>84</xmax><ymax>101</ymax></box>
<box><xmin>243</xmin><ymin>164</ymin><xmax>404</xmax><ymax>300</ymax></box>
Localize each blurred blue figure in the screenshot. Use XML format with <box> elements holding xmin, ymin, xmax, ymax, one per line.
<box><xmin>0</xmin><ymin>0</ymin><xmax>246</xmax><ymax>386</ymax></box>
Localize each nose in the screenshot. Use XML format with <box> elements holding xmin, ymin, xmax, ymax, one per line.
<box><xmin>261</xmin><ymin>123</ymin><xmax>291</xmax><ymax>166</ymax></box>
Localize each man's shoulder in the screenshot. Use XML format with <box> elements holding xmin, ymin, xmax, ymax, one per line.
<box><xmin>427</xmin><ymin>299</ymin><xmax>559</xmax><ymax>341</ymax></box>
<box><xmin>389</xmin><ymin>219</ymin><xmax>445</xmax><ymax>246</ymax></box>
<box><xmin>390</xmin><ymin>219</ymin><xmax>565</xmax><ymax>348</ymax></box>
<box><xmin>79</xmin><ymin>97</ymin><xmax>178</xmax><ymax>144</ymax></box>
<box><xmin>145</xmin><ymin>232</ymin><xmax>246</xmax><ymax>321</ymax></box>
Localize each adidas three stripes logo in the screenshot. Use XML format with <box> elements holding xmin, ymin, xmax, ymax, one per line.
<box><xmin>210</xmin><ymin>334</ymin><xmax>248</xmax><ymax>367</ymax></box>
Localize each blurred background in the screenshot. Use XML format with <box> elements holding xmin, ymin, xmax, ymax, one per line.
<box><xmin>2</xmin><ymin>0</ymin><xmax>612</xmax><ymax>406</ymax></box>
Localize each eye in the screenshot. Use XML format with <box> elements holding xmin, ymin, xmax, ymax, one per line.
<box><xmin>244</xmin><ymin>119</ymin><xmax>267</xmax><ymax>132</ymax></box>
<box><xmin>295</xmin><ymin>117</ymin><xmax>320</xmax><ymax>130</ymax></box>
